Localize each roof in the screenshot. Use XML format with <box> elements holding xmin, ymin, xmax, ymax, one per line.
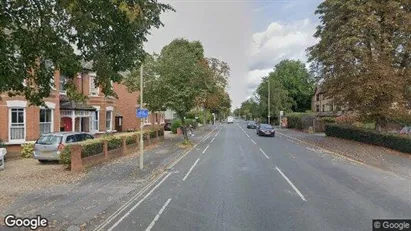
<box><xmin>60</xmin><ymin>96</ymin><xmax>96</xmax><ymax>111</ymax></box>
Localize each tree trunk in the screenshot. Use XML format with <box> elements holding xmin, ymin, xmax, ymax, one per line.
<box><xmin>181</xmin><ymin>116</ymin><xmax>189</xmax><ymax>141</ymax></box>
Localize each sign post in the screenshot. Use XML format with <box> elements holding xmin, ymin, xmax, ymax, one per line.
<box><xmin>139</xmin><ymin>65</ymin><xmax>145</xmax><ymax>170</ymax></box>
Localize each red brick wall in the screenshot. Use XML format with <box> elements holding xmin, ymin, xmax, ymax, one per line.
<box><xmin>113</xmin><ymin>83</ymin><xmax>139</xmax><ymax>131</ymax></box>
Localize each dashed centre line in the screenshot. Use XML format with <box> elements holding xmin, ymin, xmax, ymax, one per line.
<box><xmin>202</xmin><ymin>144</ymin><xmax>210</xmax><ymax>154</ymax></box>
<box><xmin>145</xmin><ymin>198</ymin><xmax>172</xmax><ymax>231</ymax></box>
<box><xmin>259</xmin><ymin>148</ymin><xmax>270</xmax><ymax>159</ymax></box>
<box><xmin>251</xmin><ymin>139</ymin><xmax>256</xmax><ymax>144</ymax></box>
<box><xmin>183</xmin><ymin>158</ymin><xmax>200</xmax><ymax>181</ymax></box>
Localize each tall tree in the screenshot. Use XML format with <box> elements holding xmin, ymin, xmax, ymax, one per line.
<box><xmin>256</xmin><ymin>76</ymin><xmax>292</xmax><ymax>123</ymax></box>
<box><xmin>308</xmin><ymin>0</ymin><xmax>411</xmax><ymax>131</ymax></box>
<box><xmin>0</xmin><ymin>0</ymin><xmax>173</xmax><ymax>105</ymax></box>
<box><xmin>269</xmin><ymin>60</ymin><xmax>315</xmax><ymax>112</ymax></box>
<box><xmin>155</xmin><ymin>38</ymin><xmax>208</xmax><ymax>141</ymax></box>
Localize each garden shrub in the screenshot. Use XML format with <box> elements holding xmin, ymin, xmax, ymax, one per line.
<box><xmin>171</xmin><ymin>120</ymin><xmax>182</xmax><ymax>134</ymax></box>
<box><xmin>106</xmin><ymin>137</ymin><xmax>122</xmax><ymax>151</ymax></box>
<box><xmin>126</xmin><ymin>135</ymin><xmax>136</xmax><ymax>145</ymax></box>
<box><xmin>21</xmin><ymin>143</ymin><xmax>34</xmax><ymax>158</ymax></box>
<box><xmin>59</xmin><ymin>145</ymin><xmax>72</xmax><ymax>166</ymax></box>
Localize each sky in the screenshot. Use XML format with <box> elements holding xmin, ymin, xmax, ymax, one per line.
<box><xmin>144</xmin><ymin>0</ymin><xmax>323</xmax><ymax>109</ymax></box>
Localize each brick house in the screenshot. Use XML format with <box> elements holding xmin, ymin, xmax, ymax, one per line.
<box><xmin>311</xmin><ymin>85</ymin><xmax>342</xmax><ymax>117</ymax></box>
<box><xmin>0</xmin><ymin>66</ymin><xmax>165</xmax><ymax>157</ymax></box>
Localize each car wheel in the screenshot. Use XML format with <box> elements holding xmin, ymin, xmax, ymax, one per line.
<box><xmin>38</xmin><ymin>160</ymin><xmax>48</xmax><ymax>163</ymax></box>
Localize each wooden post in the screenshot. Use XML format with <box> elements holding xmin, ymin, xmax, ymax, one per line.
<box><xmin>70</xmin><ymin>145</ymin><xmax>84</xmax><ymax>172</ymax></box>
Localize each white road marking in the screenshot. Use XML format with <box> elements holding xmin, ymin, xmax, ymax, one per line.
<box><xmin>145</xmin><ymin>198</ymin><xmax>172</xmax><ymax>231</ymax></box>
<box><xmin>251</xmin><ymin>139</ymin><xmax>256</xmax><ymax>144</ymax></box>
<box><xmin>203</xmin><ymin>134</ymin><xmax>211</xmax><ymax>142</ymax></box>
<box><xmin>210</xmin><ymin>137</ymin><xmax>215</xmax><ymax>143</ymax></box>
<box><xmin>246</xmin><ymin>134</ymin><xmax>250</xmax><ymax>138</ymax></box>
<box><xmin>275</xmin><ymin>166</ymin><xmax>307</xmax><ymax>201</ymax></box>
<box><xmin>93</xmin><ymin>171</ymin><xmax>168</xmax><ymax>231</ymax></box>
<box><xmin>259</xmin><ymin>148</ymin><xmax>270</xmax><ymax>159</ymax></box>
<box><xmin>183</xmin><ymin>158</ymin><xmax>200</xmax><ymax>181</ymax></box>
<box><xmin>202</xmin><ymin>144</ymin><xmax>210</xmax><ymax>154</ymax></box>
<box><xmin>215</xmin><ymin>129</ymin><xmax>221</xmax><ymax>137</ymax></box>
<box><xmin>107</xmin><ymin>173</ymin><xmax>172</xmax><ymax>231</ymax></box>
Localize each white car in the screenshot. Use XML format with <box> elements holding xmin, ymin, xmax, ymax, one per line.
<box><xmin>227</xmin><ymin>116</ymin><xmax>234</xmax><ymax>124</ymax></box>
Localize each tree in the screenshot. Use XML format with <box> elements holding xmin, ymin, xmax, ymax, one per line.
<box><xmin>155</xmin><ymin>38</ymin><xmax>208</xmax><ymax>141</ymax></box>
<box><xmin>268</xmin><ymin>60</ymin><xmax>315</xmax><ymax>112</ymax></box>
<box><xmin>308</xmin><ymin>0</ymin><xmax>411</xmax><ymax>131</ymax></box>
<box><xmin>0</xmin><ymin>0</ymin><xmax>173</xmax><ymax>105</ymax></box>
<box><xmin>256</xmin><ymin>76</ymin><xmax>292</xmax><ymax>123</ymax></box>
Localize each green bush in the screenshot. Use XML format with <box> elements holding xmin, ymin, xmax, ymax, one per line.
<box><xmin>126</xmin><ymin>135</ymin><xmax>136</xmax><ymax>145</ymax></box>
<box><xmin>321</xmin><ymin>117</ymin><xmax>336</xmax><ymax>123</ymax></box>
<box><xmin>0</xmin><ymin>139</ymin><xmax>5</xmax><ymax>148</ymax></box>
<box><xmin>150</xmin><ymin>130</ymin><xmax>157</xmax><ymax>138</ymax></box>
<box><xmin>81</xmin><ymin>140</ymin><xmax>104</xmax><ymax>158</ymax></box>
<box><xmin>21</xmin><ymin>143</ymin><xmax>34</xmax><ymax>158</ymax></box>
<box><xmin>59</xmin><ymin>145</ymin><xmax>72</xmax><ymax>166</ymax></box>
<box><xmin>287</xmin><ymin>112</ymin><xmax>315</xmax><ymax>130</ymax></box>
<box><xmin>158</xmin><ymin>128</ymin><xmax>164</xmax><ymax>136</ymax></box>
<box><xmin>185</xmin><ymin>119</ymin><xmax>198</xmax><ymax>129</ymax></box>
<box><xmin>171</xmin><ymin>120</ymin><xmax>182</xmax><ymax>134</ymax></box>
<box><xmin>325</xmin><ymin>124</ymin><xmax>411</xmax><ymax>154</ymax></box>
<box><xmin>107</xmin><ymin>137</ymin><xmax>122</xmax><ymax>151</ymax></box>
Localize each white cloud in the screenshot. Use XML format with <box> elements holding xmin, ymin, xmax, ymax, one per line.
<box><xmin>250</xmin><ymin>19</ymin><xmax>317</xmax><ymax>71</ymax></box>
<box><xmin>240</xmin><ymin>18</ymin><xmax>318</xmax><ymax>105</ymax></box>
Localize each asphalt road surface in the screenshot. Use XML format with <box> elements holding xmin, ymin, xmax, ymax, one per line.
<box><xmin>93</xmin><ymin>120</ymin><xmax>411</xmax><ymax>231</ymax></box>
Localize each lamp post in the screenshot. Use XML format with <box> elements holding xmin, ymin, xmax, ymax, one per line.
<box><xmin>139</xmin><ymin>65</ymin><xmax>144</xmax><ymax>170</ymax></box>
<box><xmin>268</xmin><ymin>79</ymin><xmax>271</xmax><ymax>124</ymax></box>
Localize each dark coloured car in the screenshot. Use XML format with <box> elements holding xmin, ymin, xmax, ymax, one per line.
<box><xmin>247</xmin><ymin>121</ymin><xmax>257</xmax><ymax>129</ymax></box>
<box><xmin>164</xmin><ymin>119</ymin><xmax>172</xmax><ymax>131</ymax></box>
<box><xmin>257</xmin><ymin>124</ymin><xmax>275</xmax><ymax>137</ymax></box>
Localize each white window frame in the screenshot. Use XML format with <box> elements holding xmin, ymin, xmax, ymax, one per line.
<box><xmin>39</xmin><ymin>108</ymin><xmax>54</xmax><ymax>135</ymax></box>
<box><xmin>89</xmin><ymin>73</ymin><xmax>99</xmax><ymax>96</ymax></box>
<box><xmin>106</xmin><ymin>110</ymin><xmax>113</xmax><ymax>131</ymax></box>
<box><xmin>9</xmin><ymin>108</ymin><xmax>26</xmax><ymax>143</ymax></box>
<box><xmin>90</xmin><ymin>106</ymin><xmax>100</xmax><ymax>132</ymax></box>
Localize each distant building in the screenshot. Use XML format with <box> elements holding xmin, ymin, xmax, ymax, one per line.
<box><xmin>311</xmin><ymin>86</ymin><xmax>342</xmax><ymax>117</ymax></box>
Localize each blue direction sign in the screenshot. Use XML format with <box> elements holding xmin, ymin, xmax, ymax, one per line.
<box><xmin>136</xmin><ymin>108</ymin><xmax>149</xmax><ymax>118</ymax></box>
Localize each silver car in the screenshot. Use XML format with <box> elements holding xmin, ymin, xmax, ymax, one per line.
<box><xmin>34</xmin><ymin>132</ymin><xmax>94</xmax><ymax>163</ymax></box>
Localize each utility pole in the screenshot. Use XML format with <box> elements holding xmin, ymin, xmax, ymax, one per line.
<box><xmin>139</xmin><ymin>65</ymin><xmax>144</xmax><ymax>170</ymax></box>
<box><xmin>268</xmin><ymin>79</ymin><xmax>271</xmax><ymax>124</ymax></box>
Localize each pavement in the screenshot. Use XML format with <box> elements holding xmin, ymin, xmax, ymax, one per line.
<box><xmin>0</xmin><ymin>126</ymin><xmax>216</xmax><ymax>231</ymax></box>
<box><xmin>81</xmin><ymin>121</ymin><xmax>411</xmax><ymax>231</ymax></box>
<box><xmin>276</xmin><ymin>128</ymin><xmax>411</xmax><ymax>178</ymax></box>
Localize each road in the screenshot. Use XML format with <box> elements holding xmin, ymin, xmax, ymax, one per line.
<box><xmin>92</xmin><ymin>121</ymin><xmax>411</xmax><ymax>231</ymax></box>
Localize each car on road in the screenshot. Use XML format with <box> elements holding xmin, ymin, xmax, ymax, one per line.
<box><xmin>256</xmin><ymin>124</ymin><xmax>275</xmax><ymax>137</ymax></box>
<box><xmin>164</xmin><ymin>120</ymin><xmax>172</xmax><ymax>131</ymax></box>
<box><xmin>34</xmin><ymin>132</ymin><xmax>94</xmax><ymax>163</ymax></box>
<box><xmin>246</xmin><ymin>121</ymin><xmax>257</xmax><ymax>129</ymax></box>
<box><xmin>227</xmin><ymin>116</ymin><xmax>234</xmax><ymax>124</ymax></box>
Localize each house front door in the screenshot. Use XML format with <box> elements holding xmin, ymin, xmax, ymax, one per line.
<box><xmin>115</xmin><ymin>116</ymin><xmax>123</xmax><ymax>132</ymax></box>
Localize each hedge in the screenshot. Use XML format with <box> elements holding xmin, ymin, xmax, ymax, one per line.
<box><xmin>21</xmin><ymin>143</ymin><xmax>34</xmax><ymax>158</ymax></box>
<box><xmin>106</xmin><ymin>137</ymin><xmax>122</xmax><ymax>151</ymax></box>
<box><xmin>150</xmin><ymin>130</ymin><xmax>157</xmax><ymax>139</ymax></box>
<box><xmin>325</xmin><ymin>124</ymin><xmax>411</xmax><ymax>154</ymax></box>
<box><xmin>287</xmin><ymin>112</ymin><xmax>315</xmax><ymax>130</ymax></box>
<box><xmin>81</xmin><ymin>140</ymin><xmax>104</xmax><ymax>158</ymax></box>
<box><xmin>126</xmin><ymin>135</ymin><xmax>136</xmax><ymax>145</ymax></box>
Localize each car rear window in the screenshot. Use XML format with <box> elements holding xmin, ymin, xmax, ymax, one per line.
<box><xmin>261</xmin><ymin>125</ymin><xmax>273</xmax><ymax>129</ymax></box>
<box><xmin>36</xmin><ymin>135</ymin><xmax>62</xmax><ymax>145</ymax></box>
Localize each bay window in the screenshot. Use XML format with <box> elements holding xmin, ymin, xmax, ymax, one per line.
<box><xmin>9</xmin><ymin>108</ymin><xmax>25</xmax><ymax>141</ymax></box>
<box><xmin>106</xmin><ymin>110</ymin><xmax>113</xmax><ymax>131</ymax></box>
<box><xmin>40</xmin><ymin>109</ymin><xmax>53</xmax><ymax>134</ymax></box>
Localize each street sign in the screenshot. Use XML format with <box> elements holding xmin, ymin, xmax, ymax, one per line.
<box><xmin>136</xmin><ymin>108</ymin><xmax>149</xmax><ymax>118</ymax></box>
<box><xmin>280</xmin><ymin>111</ymin><xmax>284</xmax><ymax>116</ymax></box>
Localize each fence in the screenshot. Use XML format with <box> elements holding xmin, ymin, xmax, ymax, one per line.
<box><xmin>69</xmin><ymin>128</ymin><xmax>165</xmax><ymax>172</ymax></box>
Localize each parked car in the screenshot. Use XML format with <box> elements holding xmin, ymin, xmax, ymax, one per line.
<box><xmin>247</xmin><ymin>121</ymin><xmax>257</xmax><ymax>129</ymax></box>
<box><xmin>399</xmin><ymin>126</ymin><xmax>411</xmax><ymax>135</ymax></box>
<box><xmin>164</xmin><ymin>120</ymin><xmax>172</xmax><ymax>131</ymax></box>
<box><xmin>257</xmin><ymin>124</ymin><xmax>275</xmax><ymax>137</ymax></box>
<box><xmin>34</xmin><ymin>132</ymin><xmax>94</xmax><ymax>163</ymax></box>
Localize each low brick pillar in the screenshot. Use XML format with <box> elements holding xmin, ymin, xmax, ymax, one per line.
<box><xmin>70</xmin><ymin>145</ymin><xmax>84</xmax><ymax>172</ymax></box>
<box><xmin>122</xmin><ymin>137</ymin><xmax>127</xmax><ymax>155</ymax></box>
<box><xmin>103</xmin><ymin>140</ymin><xmax>108</xmax><ymax>159</ymax></box>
